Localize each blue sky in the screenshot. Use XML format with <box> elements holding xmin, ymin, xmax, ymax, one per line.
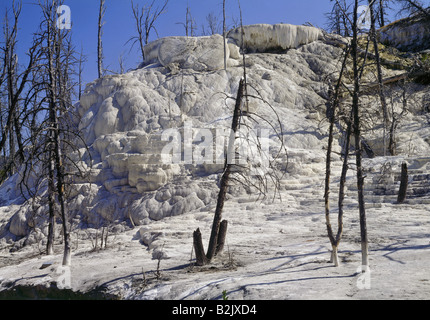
<box><xmin>1</xmin><ymin>0</ymin><xmax>402</xmax><ymax>89</ymax></box>
<box><xmin>1</xmin><ymin>0</ymin><xmax>336</xmax><ymax>86</ymax></box>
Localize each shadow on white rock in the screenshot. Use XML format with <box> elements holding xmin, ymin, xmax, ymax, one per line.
<box><xmin>228</xmin><ymin>24</ymin><xmax>323</xmax><ymax>53</ymax></box>
<box><xmin>143</xmin><ymin>34</ymin><xmax>241</xmax><ymax>72</ymax></box>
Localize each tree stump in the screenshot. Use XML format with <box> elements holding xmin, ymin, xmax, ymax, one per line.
<box><xmin>397</xmin><ymin>162</ymin><xmax>408</xmax><ymax>203</ymax></box>
<box><xmin>193</xmin><ymin>228</ymin><xmax>208</xmax><ymax>266</ymax></box>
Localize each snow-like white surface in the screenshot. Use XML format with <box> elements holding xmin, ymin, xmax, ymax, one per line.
<box><xmin>0</xmin><ymin>25</ymin><xmax>430</xmax><ymax>300</ymax></box>
<box><xmin>144</xmin><ymin>34</ymin><xmax>241</xmax><ymax>72</ymax></box>
<box><xmin>1</xmin><ymin>158</ymin><xmax>429</xmax><ymax>299</ymax></box>
<box><xmin>2</xmin><ymin>30</ymin><xmax>342</xmax><ymax>228</ymax></box>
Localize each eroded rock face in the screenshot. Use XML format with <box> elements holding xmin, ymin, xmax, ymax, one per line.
<box><xmin>0</xmin><ymin>24</ymin><xmax>352</xmax><ymax>232</ymax></box>
<box><xmin>227</xmin><ymin>24</ymin><xmax>323</xmax><ymax>53</ymax></box>
<box><xmin>142</xmin><ymin>24</ymin><xmax>323</xmax><ymax>71</ymax></box>
<box><xmin>9</xmin><ymin>208</ymin><xmax>28</xmax><ymax>237</ymax></box>
<box><xmin>43</xmin><ymin>25</ymin><xmax>330</xmax><ymax>227</ymax></box>
<box><xmin>143</xmin><ymin>34</ymin><xmax>240</xmax><ymax>72</ymax></box>
<box><xmin>41</xmin><ymin>28</ymin><xmax>339</xmax><ymax>226</ymax></box>
<box><xmin>378</xmin><ymin>15</ymin><xmax>430</xmax><ymax>52</ymax></box>
<box><xmin>2</xmin><ymin>23</ymin><xmax>428</xmax><ymax>236</ymax></box>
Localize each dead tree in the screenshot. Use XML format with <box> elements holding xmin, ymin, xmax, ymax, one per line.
<box><xmin>193</xmin><ymin>79</ymin><xmax>244</xmax><ymax>266</ymax></box>
<box><xmin>192</xmin><ymin>74</ymin><xmax>287</xmax><ymax>266</ymax></box>
<box><xmin>207</xmin><ymin>78</ymin><xmax>244</xmax><ymax>262</ymax></box>
<box><xmin>177</xmin><ymin>3</ymin><xmax>197</xmax><ymax>37</ymax></box>
<box><xmin>223</xmin><ymin>0</ymin><xmax>227</xmax><ymax>70</ymax></box>
<box><xmin>0</xmin><ymin>1</ymin><xmax>37</xmax><ymax>179</ymax></box>
<box><xmin>129</xmin><ymin>0</ymin><xmax>169</xmax><ymax>61</ymax></box>
<box><xmin>324</xmin><ymin>43</ymin><xmax>351</xmax><ymax>266</ymax></box>
<box><xmin>193</xmin><ymin>1</ymin><xmax>243</xmax><ymax>266</ymax></box>
<box><xmin>192</xmin><ymin>23</ymin><xmax>288</xmax><ymax>265</ymax></box>
<box><xmin>378</xmin><ymin>0</ymin><xmax>390</xmax><ymax>26</ymax></box>
<box><xmin>98</xmin><ymin>0</ymin><xmax>105</xmax><ymax>78</ymax></box>
<box><xmin>78</xmin><ymin>46</ymin><xmax>86</xmax><ymax>100</ymax></box>
<box><xmin>397</xmin><ymin>162</ymin><xmax>408</xmax><ymax>203</ymax></box>
<box><xmin>0</xmin><ymin>63</ymin><xmax>5</xmax><ymax>177</ymax></box>
<box><xmin>389</xmin><ymin>80</ymin><xmax>410</xmax><ymax>155</ymax></box>
<box><xmin>42</xmin><ymin>0</ymin><xmax>72</xmax><ymax>265</ymax></box>
<box><xmin>369</xmin><ymin>0</ymin><xmax>390</xmax><ymax>156</ymax></box>
<box><xmin>193</xmin><ymin>0</ymin><xmax>287</xmax><ymax>266</ymax></box>
<box><xmin>201</xmin><ymin>12</ymin><xmax>221</xmax><ymax>36</ymax></box>
<box><xmin>2</xmin><ymin>3</ymin><xmax>20</xmax><ymax>175</ymax></box>
<box><xmin>352</xmin><ymin>0</ymin><xmax>369</xmax><ymax>269</ymax></box>
<box><xmin>17</xmin><ymin>0</ymin><xmax>90</xmax><ymax>265</ymax></box>
<box><xmin>395</xmin><ymin>0</ymin><xmax>430</xmax><ymax>19</ymax></box>
<box><xmin>325</xmin><ymin>0</ymin><xmax>373</xmax><ymax>268</ymax></box>
<box><xmin>327</xmin><ymin>0</ymin><xmax>352</xmax><ymax>37</ymax></box>
<box><xmin>237</xmin><ymin>0</ymin><xmax>249</xmax><ymax>112</ymax></box>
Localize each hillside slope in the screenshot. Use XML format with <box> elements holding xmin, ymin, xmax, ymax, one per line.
<box><xmin>0</xmin><ymin>23</ymin><xmax>429</xmax><ymax>300</ymax></box>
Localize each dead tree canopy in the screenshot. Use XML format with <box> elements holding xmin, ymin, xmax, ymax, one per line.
<box><xmin>0</xmin><ymin>1</ymin><xmax>40</xmax><ymax>179</ymax></box>
<box><xmin>128</xmin><ymin>0</ymin><xmax>169</xmax><ymax>61</ymax></box>
<box><xmin>395</xmin><ymin>0</ymin><xmax>430</xmax><ymax>20</ymax></box>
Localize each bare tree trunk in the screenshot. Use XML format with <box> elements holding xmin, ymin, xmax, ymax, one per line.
<box><xmin>193</xmin><ymin>78</ymin><xmax>243</xmax><ymax>266</ymax></box>
<box><xmin>52</xmin><ymin>88</ymin><xmax>71</xmax><ymax>265</ymax></box>
<box><xmin>7</xmin><ymin>85</ymin><xmax>16</xmax><ymax>175</ymax></box>
<box><xmin>4</xmin><ymin>5</ymin><xmax>18</xmax><ymax>176</ymax></box>
<box><xmin>205</xmin><ymin>166</ymin><xmax>231</xmax><ymax>261</ymax></box>
<box><xmin>98</xmin><ymin>0</ymin><xmax>105</xmax><ymax>79</ymax></box>
<box><xmin>78</xmin><ymin>47</ymin><xmax>85</xmax><ymax>100</ymax></box>
<box><xmin>55</xmin><ymin>134</ymin><xmax>70</xmax><ymax>265</ymax></box>
<box><xmin>379</xmin><ymin>0</ymin><xmax>386</xmax><ymax>27</ymax></box>
<box><xmin>216</xmin><ymin>220</ymin><xmax>228</xmax><ymax>255</ymax></box>
<box><xmin>369</xmin><ymin>1</ymin><xmax>390</xmax><ymax>156</ymax></box>
<box><xmin>332</xmin><ymin>111</ymin><xmax>353</xmax><ymax>266</ymax></box>
<box><xmin>388</xmin><ymin>116</ymin><xmax>397</xmax><ymax>156</ymax></box>
<box><xmin>185</xmin><ymin>4</ymin><xmax>196</xmax><ymax>37</ymax></box>
<box><xmin>389</xmin><ymin>81</ymin><xmax>409</xmax><ymax>155</ymax></box>
<box><xmin>46</xmin><ymin>138</ymin><xmax>56</xmax><ymax>256</ymax></box>
<box><xmin>331</xmin><ymin>245</ymin><xmax>340</xmax><ymax>266</ymax></box>
<box><xmin>206</xmin><ymin>78</ymin><xmax>244</xmax><ymax>262</ymax></box>
<box><xmin>46</xmin><ymin>3</ymin><xmax>71</xmax><ymax>266</ymax></box>
<box><xmin>352</xmin><ymin>0</ymin><xmax>369</xmax><ymax>269</ymax></box>
<box><xmin>397</xmin><ymin>162</ymin><xmax>408</xmax><ymax>203</ymax></box>
<box><xmin>324</xmin><ymin>42</ymin><xmax>350</xmax><ymax>266</ymax></box>
<box><xmin>223</xmin><ymin>0</ymin><xmax>227</xmax><ymax>70</ymax></box>
<box><xmin>46</xmin><ymin>182</ymin><xmax>55</xmax><ymax>255</ymax></box>
<box><xmin>12</xmin><ymin>98</ymin><xmax>24</xmax><ymax>165</ymax></box>
<box><xmin>237</xmin><ymin>0</ymin><xmax>249</xmax><ymax>113</ymax></box>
